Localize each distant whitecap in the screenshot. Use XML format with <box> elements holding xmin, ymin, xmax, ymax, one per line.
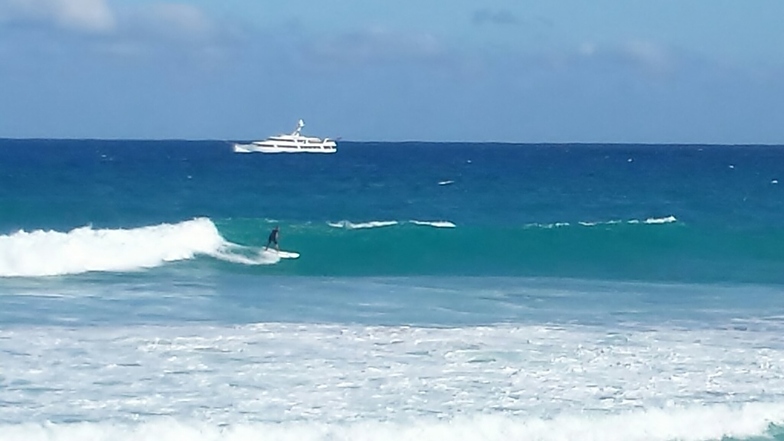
<box><xmin>643</xmin><ymin>215</ymin><xmax>677</xmax><ymax>224</ymax></box>
<box><xmin>328</xmin><ymin>220</ymin><xmax>399</xmax><ymax>229</ymax></box>
<box><xmin>410</xmin><ymin>220</ymin><xmax>456</xmax><ymax>228</ymax></box>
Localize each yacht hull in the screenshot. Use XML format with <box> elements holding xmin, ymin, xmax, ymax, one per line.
<box><xmin>233</xmin><ymin>143</ymin><xmax>337</xmax><ymax>154</ymax></box>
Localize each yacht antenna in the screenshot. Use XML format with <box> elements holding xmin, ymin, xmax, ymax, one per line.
<box><xmin>293</xmin><ymin>119</ymin><xmax>305</xmax><ymax>136</ymax></box>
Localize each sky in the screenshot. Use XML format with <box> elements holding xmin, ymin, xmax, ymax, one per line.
<box><xmin>1</xmin><ymin>0</ymin><xmax>783</xmax><ymax>143</ymax></box>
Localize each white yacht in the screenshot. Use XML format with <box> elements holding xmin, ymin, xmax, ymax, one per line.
<box><xmin>233</xmin><ymin>120</ymin><xmax>337</xmax><ymax>154</ymax></box>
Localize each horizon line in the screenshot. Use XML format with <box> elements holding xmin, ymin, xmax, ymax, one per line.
<box><xmin>1</xmin><ymin>137</ymin><xmax>783</xmax><ymax>147</ymax></box>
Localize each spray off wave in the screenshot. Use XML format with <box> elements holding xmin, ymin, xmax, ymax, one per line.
<box><xmin>0</xmin><ymin>218</ymin><xmax>274</xmax><ymax>277</ymax></box>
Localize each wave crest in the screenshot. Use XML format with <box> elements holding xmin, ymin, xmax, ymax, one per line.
<box><xmin>0</xmin><ymin>218</ymin><xmax>273</xmax><ymax>277</ymax></box>
<box><xmin>328</xmin><ymin>220</ymin><xmax>399</xmax><ymax>229</ymax></box>
<box><xmin>410</xmin><ymin>220</ymin><xmax>456</xmax><ymax>228</ymax></box>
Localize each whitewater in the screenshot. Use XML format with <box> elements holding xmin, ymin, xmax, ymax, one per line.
<box><xmin>1</xmin><ymin>140</ymin><xmax>784</xmax><ymax>441</ymax></box>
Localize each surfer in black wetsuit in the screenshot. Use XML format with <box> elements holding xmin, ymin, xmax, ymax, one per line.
<box><xmin>265</xmin><ymin>226</ymin><xmax>280</xmax><ymax>251</ymax></box>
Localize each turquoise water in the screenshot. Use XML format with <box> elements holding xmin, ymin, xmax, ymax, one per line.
<box><xmin>2</xmin><ymin>141</ymin><xmax>783</xmax><ymax>280</ymax></box>
<box><xmin>1</xmin><ymin>140</ymin><xmax>784</xmax><ymax>441</ymax></box>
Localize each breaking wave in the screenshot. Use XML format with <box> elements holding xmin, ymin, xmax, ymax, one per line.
<box><xmin>5</xmin><ymin>214</ymin><xmax>784</xmax><ymax>283</ymax></box>
<box><xmin>0</xmin><ymin>403</ymin><xmax>782</xmax><ymax>441</ymax></box>
<box><xmin>0</xmin><ymin>218</ymin><xmax>275</xmax><ymax>277</ymax></box>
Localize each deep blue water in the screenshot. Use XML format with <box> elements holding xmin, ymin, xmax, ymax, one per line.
<box><xmin>1</xmin><ymin>140</ymin><xmax>783</xmax><ymax>281</ymax></box>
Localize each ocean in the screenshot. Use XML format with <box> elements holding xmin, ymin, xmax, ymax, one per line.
<box><xmin>1</xmin><ymin>139</ymin><xmax>783</xmax><ymax>441</ymax></box>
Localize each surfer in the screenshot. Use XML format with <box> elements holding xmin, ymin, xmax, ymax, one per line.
<box><xmin>265</xmin><ymin>226</ymin><xmax>280</xmax><ymax>251</ymax></box>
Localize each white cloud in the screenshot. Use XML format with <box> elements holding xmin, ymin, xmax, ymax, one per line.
<box><xmin>570</xmin><ymin>39</ymin><xmax>677</xmax><ymax>76</ymax></box>
<box><xmin>621</xmin><ymin>40</ymin><xmax>674</xmax><ymax>74</ymax></box>
<box><xmin>129</xmin><ymin>3</ymin><xmax>217</xmax><ymax>43</ymax></box>
<box><xmin>0</xmin><ymin>1</ymin><xmax>226</xmax><ymax>44</ymax></box>
<box><xmin>54</xmin><ymin>0</ymin><xmax>114</xmax><ymax>33</ymax></box>
<box><xmin>578</xmin><ymin>42</ymin><xmax>597</xmax><ymax>57</ymax></box>
<box><xmin>0</xmin><ymin>1</ymin><xmax>238</xmax><ymax>64</ymax></box>
<box><xmin>304</xmin><ymin>27</ymin><xmax>446</xmax><ymax>67</ymax></box>
<box><xmin>0</xmin><ymin>0</ymin><xmax>115</xmax><ymax>33</ymax></box>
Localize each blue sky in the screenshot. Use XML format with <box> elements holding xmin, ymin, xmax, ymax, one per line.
<box><xmin>1</xmin><ymin>0</ymin><xmax>783</xmax><ymax>143</ymax></box>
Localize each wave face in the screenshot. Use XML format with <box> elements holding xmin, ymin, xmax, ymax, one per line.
<box><xmin>4</xmin><ymin>216</ymin><xmax>784</xmax><ymax>282</ymax></box>
<box><xmin>2</xmin><ymin>140</ymin><xmax>784</xmax><ymax>282</ymax></box>
<box><xmin>214</xmin><ymin>217</ymin><xmax>784</xmax><ymax>283</ymax></box>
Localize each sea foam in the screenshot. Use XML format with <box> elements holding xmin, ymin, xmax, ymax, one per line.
<box><xmin>0</xmin><ymin>218</ymin><xmax>269</xmax><ymax>277</ymax></box>
<box><xmin>328</xmin><ymin>220</ymin><xmax>457</xmax><ymax>229</ymax></box>
<box><xmin>530</xmin><ymin>215</ymin><xmax>677</xmax><ymax>229</ymax></box>
<box><xmin>409</xmin><ymin>220</ymin><xmax>456</xmax><ymax>228</ymax></box>
<box><xmin>0</xmin><ymin>403</ymin><xmax>782</xmax><ymax>441</ymax></box>
<box><xmin>328</xmin><ymin>221</ymin><xmax>400</xmax><ymax>229</ymax></box>
<box><xmin>4</xmin><ymin>322</ymin><xmax>784</xmax><ymax>426</ymax></box>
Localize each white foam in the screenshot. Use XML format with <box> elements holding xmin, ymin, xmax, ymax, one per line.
<box><xmin>0</xmin><ymin>218</ymin><xmax>273</xmax><ymax>277</ymax></box>
<box><xmin>438</xmin><ymin>180</ymin><xmax>454</xmax><ymax>186</ymax></box>
<box><xmin>409</xmin><ymin>220</ymin><xmax>456</xmax><ymax>228</ymax></box>
<box><xmin>1</xmin><ymin>403</ymin><xmax>782</xmax><ymax>441</ymax></box>
<box><xmin>526</xmin><ymin>217</ymin><xmax>678</xmax><ymax>229</ymax></box>
<box><xmin>328</xmin><ymin>220</ymin><xmax>457</xmax><ymax>229</ymax></box>
<box><xmin>524</xmin><ymin>222</ymin><xmax>571</xmax><ymax>229</ymax></box>
<box><xmin>577</xmin><ymin>217</ymin><xmax>677</xmax><ymax>227</ymax></box>
<box><xmin>643</xmin><ymin>215</ymin><xmax>677</xmax><ymax>224</ymax></box>
<box><xmin>213</xmin><ymin>244</ymin><xmax>280</xmax><ymax>265</ymax></box>
<box><xmin>4</xmin><ymin>322</ymin><xmax>784</xmax><ymax>427</ymax></box>
<box><xmin>328</xmin><ymin>220</ymin><xmax>399</xmax><ymax>229</ymax></box>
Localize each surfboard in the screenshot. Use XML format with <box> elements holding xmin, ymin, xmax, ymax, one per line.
<box><xmin>263</xmin><ymin>249</ymin><xmax>300</xmax><ymax>259</ymax></box>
